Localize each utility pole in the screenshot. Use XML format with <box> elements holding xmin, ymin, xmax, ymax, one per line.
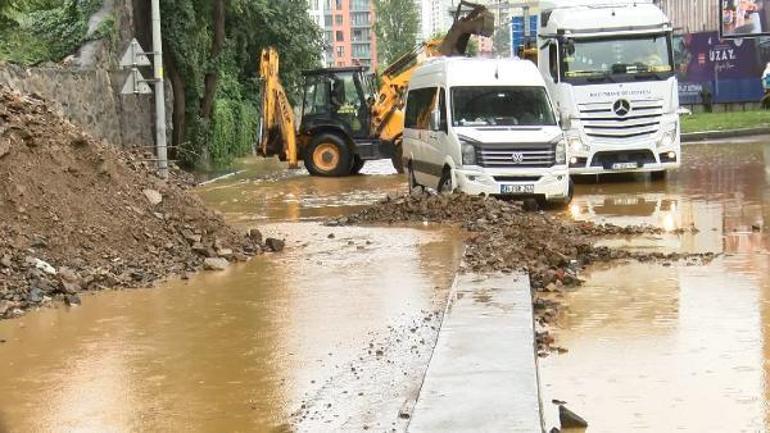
<box><xmin>151</xmin><ymin>0</ymin><xmax>168</xmax><ymax>179</ymax></box>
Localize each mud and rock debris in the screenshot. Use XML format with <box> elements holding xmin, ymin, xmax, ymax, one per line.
<box><xmin>333</xmin><ymin>192</ymin><xmax>714</xmax><ymax>354</ymax></box>
<box><xmin>0</xmin><ymin>86</ymin><xmax>281</xmax><ymax>319</ymax></box>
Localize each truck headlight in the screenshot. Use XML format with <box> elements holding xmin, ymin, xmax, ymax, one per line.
<box><xmin>658</xmin><ymin>122</ymin><xmax>678</xmax><ymax>148</ymax></box>
<box><xmin>461</xmin><ymin>142</ymin><xmax>477</xmax><ymax>165</ymax></box>
<box><xmin>567</xmin><ymin>135</ymin><xmax>586</xmax><ymax>153</ymax></box>
<box><xmin>555</xmin><ymin>139</ymin><xmax>567</xmax><ymax>165</ymax></box>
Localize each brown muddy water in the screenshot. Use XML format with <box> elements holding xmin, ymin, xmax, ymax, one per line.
<box><xmin>0</xmin><ymin>159</ymin><xmax>464</xmax><ymax>433</ymax></box>
<box><xmin>1</xmin><ymin>142</ymin><xmax>770</xmax><ymax>433</ymax></box>
<box><xmin>542</xmin><ymin>141</ymin><xmax>770</xmax><ymax>432</ymax></box>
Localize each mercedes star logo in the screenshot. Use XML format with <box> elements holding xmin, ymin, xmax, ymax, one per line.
<box><xmin>511</xmin><ymin>152</ymin><xmax>524</xmax><ymax>164</ymax></box>
<box><xmin>613</xmin><ymin>99</ymin><xmax>631</xmax><ymax>117</ymax></box>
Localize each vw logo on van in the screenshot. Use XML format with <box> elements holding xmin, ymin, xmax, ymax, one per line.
<box><xmin>613</xmin><ymin>99</ymin><xmax>631</xmax><ymax>117</ymax></box>
<box><xmin>511</xmin><ymin>152</ymin><xmax>525</xmax><ymax>164</ymax></box>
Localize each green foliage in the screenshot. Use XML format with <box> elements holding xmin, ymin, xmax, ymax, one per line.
<box><xmin>0</xmin><ymin>0</ymin><xmax>106</xmax><ymax>64</ymax></box>
<box><xmin>493</xmin><ymin>24</ymin><xmax>511</xmax><ymax>57</ymax></box>
<box><xmin>162</xmin><ymin>0</ymin><xmax>323</xmax><ymax>168</ymax></box>
<box><xmin>373</xmin><ymin>0</ymin><xmax>420</xmax><ymax>66</ymax></box>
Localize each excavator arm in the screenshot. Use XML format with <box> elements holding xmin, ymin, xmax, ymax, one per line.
<box><xmin>371</xmin><ymin>1</ymin><xmax>494</xmax><ymax>150</ymax></box>
<box><xmin>259</xmin><ymin>47</ymin><xmax>299</xmax><ymax>169</ymax></box>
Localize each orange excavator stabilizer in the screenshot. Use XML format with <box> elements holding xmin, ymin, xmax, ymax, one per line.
<box><xmin>258</xmin><ymin>47</ymin><xmax>298</xmax><ymax>169</ymax></box>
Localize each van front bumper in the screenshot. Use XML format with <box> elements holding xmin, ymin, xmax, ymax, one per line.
<box><xmin>454</xmin><ymin>166</ymin><xmax>571</xmax><ymax>201</ymax></box>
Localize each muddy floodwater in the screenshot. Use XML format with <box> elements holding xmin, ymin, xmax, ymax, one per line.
<box><xmin>1</xmin><ymin>142</ymin><xmax>770</xmax><ymax>432</ymax></box>
<box><xmin>0</xmin><ymin>159</ymin><xmax>463</xmax><ymax>432</ymax></box>
<box><xmin>541</xmin><ymin>140</ymin><xmax>770</xmax><ymax>432</ymax></box>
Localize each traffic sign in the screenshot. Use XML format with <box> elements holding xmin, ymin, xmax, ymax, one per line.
<box><xmin>119</xmin><ymin>38</ymin><xmax>152</xmax><ymax>68</ymax></box>
<box><xmin>121</xmin><ymin>68</ymin><xmax>153</xmax><ymax>95</ymax></box>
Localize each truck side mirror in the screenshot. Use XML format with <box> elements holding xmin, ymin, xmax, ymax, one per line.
<box><xmin>429</xmin><ymin>109</ymin><xmax>441</xmax><ymax>131</ymax></box>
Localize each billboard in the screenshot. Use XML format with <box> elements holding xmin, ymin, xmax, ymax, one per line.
<box><xmin>674</xmin><ymin>31</ymin><xmax>767</xmax><ymax>104</ymax></box>
<box><xmin>721</xmin><ymin>0</ymin><xmax>770</xmax><ymax>38</ymax></box>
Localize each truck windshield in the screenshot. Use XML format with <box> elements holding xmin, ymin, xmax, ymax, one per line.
<box><xmin>451</xmin><ymin>86</ymin><xmax>556</xmax><ymax>127</ymax></box>
<box><xmin>561</xmin><ymin>33</ymin><xmax>673</xmax><ymax>84</ymax></box>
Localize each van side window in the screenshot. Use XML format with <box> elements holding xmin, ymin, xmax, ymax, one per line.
<box><xmin>405</xmin><ymin>88</ymin><xmax>437</xmax><ymax>130</ymax></box>
<box><xmin>549</xmin><ymin>43</ymin><xmax>559</xmax><ymax>82</ymax></box>
<box><xmin>438</xmin><ymin>88</ymin><xmax>447</xmax><ymax>132</ymax></box>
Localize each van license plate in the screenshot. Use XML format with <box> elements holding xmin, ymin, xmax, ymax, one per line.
<box><xmin>611</xmin><ymin>162</ymin><xmax>639</xmax><ymax>170</ymax></box>
<box><xmin>501</xmin><ymin>184</ymin><xmax>534</xmax><ymax>194</ymax></box>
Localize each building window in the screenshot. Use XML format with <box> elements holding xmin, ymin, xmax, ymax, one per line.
<box><xmin>324</xmin><ymin>31</ymin><xmax>333</xmax><ymax>42</ymax></box>
<box><xmin>335</xmin><ymin>14</ymin><xmax>343</xmax><ymax>25</ymax></box>
<box><xmin>352</xmin><ymin>43</ymin><xmax>370</xmax><ymax>58</ymax></box>
<box><xmin>336</xmin><ymin>46</ymin><xmax>345</xmax><ymax>57</ymax></box>
<box><xmin>352</xmin><ymin>28</ymin><xmax>370</xmax><ymax>42</ymax></box>
<box><xmin>351</xmin><ymin>12</ymin><xmax>369</xmax><ymax>26</ymax></box>
<box><xmin>335</xmin><ymin>0</ymin><xmax>342</xmax><ymax>9</ymax></box>
<box><xmin>351</xmin><ymin>0</ymin><xmax>369</xmax><ymax>11</ymax></box>
<box><xmin>336</xmin><ymin>30</ymin><xmax>344</xmax><ymax>41</ymax></box>
<box><xmin>324</xmin><ymin>15</ymin><xmax>332</xmax><ymax>26</ymax></box>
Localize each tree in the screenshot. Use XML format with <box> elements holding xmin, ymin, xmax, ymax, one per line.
<box><xmin>373</xmin><ymin>0</ymin><xmax>420</xmax><ymax>66</ymax></box>
<box><xmin>159</xmin><ymin>0</ymin><xmax>323</xmax><ymax>167</ymax></box>
<box><xmin>493</xmin><ymin>24</ymin><xmax>511</xmax><ymax>57</ymax></box>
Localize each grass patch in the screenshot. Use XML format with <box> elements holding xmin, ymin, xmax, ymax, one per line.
<box><xmin>681</xmin><ymin>110</ymin><xmax>770</xmax><ymax>134</ymax></box>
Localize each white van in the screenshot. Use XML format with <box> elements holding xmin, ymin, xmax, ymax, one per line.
<box><xmin>402</xmin><ymin>57</ymin><xmax>572</xmax><ymax>205</ymax></box>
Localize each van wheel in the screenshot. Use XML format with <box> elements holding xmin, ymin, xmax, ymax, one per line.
<box><xmin>304</xmin><ymin>134</ymin><xmax>352</xmax><ymax>177</ymax></box>
<box><xmin>408</xmin><ymin>162</ymin><xmax>423</xmax><ymax>192</ymax></box>
<box><xmin>350</xmin><ymin>155</ymin><xmax>365</xmax><ymax>175</ymax></box>
<box><xmin>437</xmin><ymin>168</ymin><xmax>454</xmax><ymax>194</ymax></box>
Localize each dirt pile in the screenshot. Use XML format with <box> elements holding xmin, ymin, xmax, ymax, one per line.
<box><xmin>0</xmin><ymin>86</ymin><xmax>280</xmax><ymax>319</ymax></box>
<box><xmin>333</xmin><ymin>193</ymin><xmax>713</xmax><ymax>354</ymax></box>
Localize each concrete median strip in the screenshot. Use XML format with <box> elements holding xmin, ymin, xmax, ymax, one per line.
<box><xmin>407</xmin><ymin>272</ymin><xmax>545</xmax><ymax>433</ymax></box>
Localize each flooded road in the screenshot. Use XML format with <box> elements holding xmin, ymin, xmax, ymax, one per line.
<box><xmin>1</xmin><ymin>140</ymin><xmax>770</xmax><ymax>433</ymax></box>
<box><xmin>0</xmin><ymin>159</ymin><xmax>464</xmax><ymax>433</ymax></box>
<box><xmin>542</xmin><ymin>140</ymin><xmax>770</xmax><ymax>432</ymax></box>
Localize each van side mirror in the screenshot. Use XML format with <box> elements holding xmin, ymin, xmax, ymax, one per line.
<box><xmin>429</xmin><ymin>109</ymin><xmax>441</xmax><ymax>131</ymax></box>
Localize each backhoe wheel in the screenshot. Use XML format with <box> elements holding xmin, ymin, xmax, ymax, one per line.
<box><xmin>391</xmin><ymin>139</ymin><xmax>404</xmax><ymax>174</ymax></box>
<box><xmin>304</xmin><ymin>134</ymin><xmax>352</xmax><ymax>177</ymax></box>
<box><xmin>350</xmin><ymin>155</ymin><xmax>365</xmax><ymax>175</ymax></box>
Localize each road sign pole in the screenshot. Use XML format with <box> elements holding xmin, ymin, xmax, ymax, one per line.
<box><xmin>151</xmin><ymin>0</ymin><xmax>168</xmax><ymax>179</ymax></box>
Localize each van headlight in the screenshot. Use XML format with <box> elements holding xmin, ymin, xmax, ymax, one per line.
<box><xmin>658</xmin><ymin>122</ymin><xmax>678</xmax><ymax>148</ymax></box>
<box><xmin>555</xmin><ymin>139</ymin><xmax>567</xmax><ymax>165</ymax></box>
<box><xmin>461</xmin><ymin>142</ymin><xmax>477</xmax><ymax>165</ymax></box>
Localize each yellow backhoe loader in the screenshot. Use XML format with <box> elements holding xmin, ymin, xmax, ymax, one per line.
<box><xmin>258</xmin><ymin>1</ymin><xmax>494</xmax><ymax>177</ymax></box>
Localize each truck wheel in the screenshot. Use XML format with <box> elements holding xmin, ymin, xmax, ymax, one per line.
<box><xmin>350</xmin><ymin>155</ymin><xmax>365</xmax><ymax>175</ymax></box>
<box><xmin>391</xmin><ymin>139</ymin><xmax>405</xmax><ymax>174</ymax></box>
<box><xmin>304</xmin><ymin>134</ymin><xmax>352</xmax><ymax>177</ymax></box>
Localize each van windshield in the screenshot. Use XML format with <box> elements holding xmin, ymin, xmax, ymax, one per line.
<box><xmin>451</xmin><ymin>86</ymin><xmax>556</xmax><ymax>127</ymax></box>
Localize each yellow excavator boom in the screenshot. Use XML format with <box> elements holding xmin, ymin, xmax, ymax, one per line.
<box><xmin>371</xmin><ymin>1</ymin><xmax>495</xmax><ymax>147</ymax></box>
<box><xmin>259</xmin><ymin>47</ymin><xmax>298</xmax><ymax>169</ymax></box>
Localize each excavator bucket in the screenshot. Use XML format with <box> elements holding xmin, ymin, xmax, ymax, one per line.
<box><xmin>438</xmin><ymin>1</ymin><xmax>496</xmax><ymax>56</ymax></box>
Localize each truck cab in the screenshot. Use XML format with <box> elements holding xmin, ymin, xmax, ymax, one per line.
<box><xmin>534</xmin><ymin>0</ymin><xmax>680</xmax><ymax>178</ymax></box>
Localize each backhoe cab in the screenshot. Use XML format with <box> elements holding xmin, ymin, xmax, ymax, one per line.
<box><xmin>298</xmin><ymin>67</ymin><xmax>388</xmax><ymax>176</ymax></box>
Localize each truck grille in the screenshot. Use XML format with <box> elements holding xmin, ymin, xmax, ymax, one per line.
<box><xmin>476</xmin><ymin>143</ymin><xmax>556</xmax><ymax>168</ymax></box>
<box><xmin>578</xmin><ymin>99</ymin><xmax>663</xmax><ymax>142</ymax></box>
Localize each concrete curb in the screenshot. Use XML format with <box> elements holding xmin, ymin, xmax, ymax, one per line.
<box><xmin>681</xmin><ymin>127</ymin><xmax>770</xmax><ymax>143</ymax></box>
<box><xmin>406</xmin><ymin>272</ymin><xmax>545</xmax><ymax>433</ymax></box>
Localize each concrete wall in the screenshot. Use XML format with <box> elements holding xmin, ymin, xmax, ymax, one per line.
<box><xmin>0</xmin><ymin>0</ymin><xmax>156</xmax><ymax>149</ymax></box>
<box><xmin>0</xmin><ymin>64</ymin><xmax>154</xmax><ymax>148</ymax></box>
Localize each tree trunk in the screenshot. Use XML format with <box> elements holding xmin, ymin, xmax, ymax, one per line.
<box><xmin>165</xmin><ymin>51</ymin><xmax>186</xmax><ymax>155</ymax></box>
<box><xmin>200</xmin><ymin>0</ymin><xmax>225</xmax><ymax>120</ymax></box>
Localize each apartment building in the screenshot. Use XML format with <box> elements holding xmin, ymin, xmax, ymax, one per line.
<box><xmin>655</xmin><ymin>0</ymin><xmax>719</xmax><ymax>33</ymax></box>
<box><xmin>316</xmin><ymin>0</ymin><xmax>378</xmax><ymax>68</ymax></box>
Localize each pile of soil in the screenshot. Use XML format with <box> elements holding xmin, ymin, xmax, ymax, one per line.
<box><xmin>0</xmin><ymin>86</ymin><xmax>282</xmax><ymax>319</ymax></box>
<box><xmin>333</xmin><ymin>192</ymin><xmax>713</xmax><ymax>355</ymax></box>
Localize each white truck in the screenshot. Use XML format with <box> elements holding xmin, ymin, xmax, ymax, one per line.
<box><xmin>518</xmin><ymin>0</ymin><xmax>681</xmax><ymax>179</ymax></box>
